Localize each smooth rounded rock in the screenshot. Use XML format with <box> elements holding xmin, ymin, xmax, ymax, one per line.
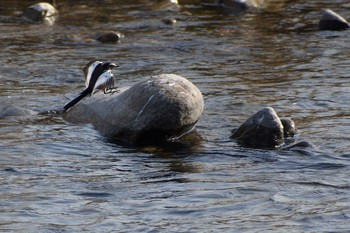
<box><xmin>64</xmin><ymin>74</ymin><xmax>204</xmax><ymax>144</ymax></box>
<box><xmin>319</xmin><ymin>9</ymin><xmax>350</xmax><ymax>31</ymax></box>
<box><xmin>23</xmin><ymin>2</ymin><xmax>58</xmax><ymax>22</ymax></box>
<box><xmin>280</xmin><ymin>117</ymin><xmax>296</xmax><ymax>138</ymax></box>
<box><xmin>231</xmin><ymin>107</ymin><xmax>284</xmax><ymax>148</ymax></box>
<box><xmin>218</xmin><ymin>0</ymin><xmax>265</xmax><ymax>11</ymax></box>
<box><xmin>95</xmin><ymin>31</ymin><xmax>124</xmax><ymax>43</ymax></box>
<box><xmin>162</xmin><ymin>18</ymin><xmax>177</xmax><ymax>25</ymax></box>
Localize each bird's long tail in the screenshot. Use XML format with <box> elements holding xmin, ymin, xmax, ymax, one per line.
<box><xmin>63</xmin><ymin>89</ymin><xmax>90</xmax><ymax>111</ymax></box>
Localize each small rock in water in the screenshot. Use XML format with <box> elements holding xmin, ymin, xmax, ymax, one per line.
<box><xmin>218</xmin><ymin>0</ymin><xmax>264</xmax><ymax>11</ymax></box>
<box><xmin>23</xmin><ymin>2</ymin><xmax>58</xmax><ymax>23</ymax></box>
<box><xmin>95</xmin><ymin>31</ymin><xmax>124</xmax><ymax>43</ymax></box>
<box><xmin>319</xmin><ymin>9</ymin><xmax>350</xmax><ymax>31</ymax></box>
<box><xmin>280</xmin><ymin>117</ymin><xmax>296</xmax><ymax>138</ymax></box>
<box><xmin>162</xmin><ymin>18</ymin><xmax>177</xmax><ymax>25</ymax></box>
<box><xmin>231</xmin><ymin>107</ymin><xmax>284</xmax><ymax>149</ymax></box>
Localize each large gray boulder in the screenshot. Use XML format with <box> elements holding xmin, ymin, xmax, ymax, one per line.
<box><xmin>64</xmin><ymin>74</ymin><xmax>204</xmax><ymax>144</ymax></box>
<box><xmin>231</xmin><ymin>107</ymin><xmax>285</xmax><ymax>148</ymax></box>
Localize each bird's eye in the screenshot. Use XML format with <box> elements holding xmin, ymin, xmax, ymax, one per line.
<box><xmin>108</xmin><ymin>63</ymin><xmax>118</xmax><ymax>69</ymax></box>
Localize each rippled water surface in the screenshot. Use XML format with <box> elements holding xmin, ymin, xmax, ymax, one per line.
<box><xmin>1</xmin><ymin>0</ymin><xmax>350</xmax><ymax>232</ymax></box>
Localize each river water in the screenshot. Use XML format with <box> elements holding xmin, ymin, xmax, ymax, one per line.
<box><xmin>1</xmin><ymin>0</ymin><xmax>350</xmax><ymax>232</ymax></box>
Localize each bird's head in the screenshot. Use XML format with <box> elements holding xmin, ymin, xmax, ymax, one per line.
<box><xmin>82</xmin><ymin>61</ymin><xmax>118</xmax><ymax>88</ymax></box>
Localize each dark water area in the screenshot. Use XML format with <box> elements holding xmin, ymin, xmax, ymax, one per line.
<box><xmin>1</xmin><ymin>0</ymin><xmax>350</xmax><ymax>232</ymax></box>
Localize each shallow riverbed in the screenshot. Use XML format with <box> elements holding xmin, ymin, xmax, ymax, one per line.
<box><xmin>1</xmin><ymin>0</ymin><xmax>350</xmax><ymax>232</ymax></box>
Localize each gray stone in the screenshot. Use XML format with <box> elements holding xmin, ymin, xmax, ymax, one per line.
<box><xmin>23</xmin><ymin>2</ymin><xmax>58</xmax><ymax>22</ymax></box>
<box><xmin>218</xmin><ymin>0</ymin><xmax>265</xmax><ymax>11</ymax></box>
<box><xmin>64</xmin><ymin>74</ymin><xmax>204</xmax><ymax>144</ymax></box>
<box><xmin>280</xmin><ymin>117</ymin><xmax>296</xmax><ymax>138</ymax></box>
<box><xmin>162</xmin><ymin>18</ymin><xmax>177</xmax><ymax>25</ymax></box>
<box><xmin>231</xmin><ymin>107</ymin><xmax>284</xmax><ymax>148</ymax></box>
<box><xmin>319</xmin><ymin>9</ymin><xmax>350</xmax><ymax>31</ymax></box>
<box><xmin>95</xmin><ymin>31</ymin><xmax>124</xmax><ymax>43</ymax></box>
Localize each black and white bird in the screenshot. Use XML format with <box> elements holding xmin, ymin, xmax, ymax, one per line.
<box><xmin>63</xmin><ymin>61</ymin><xmax>118</xmax><ymax>111</ymax></box>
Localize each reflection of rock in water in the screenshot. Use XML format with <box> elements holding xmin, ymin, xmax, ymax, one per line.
<box><xmin>137</xmin><ymin>130</ymin><xmax>204</xmax><ymax>156</ymax></box>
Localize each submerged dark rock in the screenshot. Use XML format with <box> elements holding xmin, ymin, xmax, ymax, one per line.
<box><xmin>0</xmin><ymin>105</ymin><xmax>36</xmax><ymax>119</ymax></box>
<box><xmin>64</xmin><ymin>74</ymin><xmax>204</xmax><ymax>144</ymax></box>
<box><xmin>54</xmin><ymin>31</ymin><xmax>124</xmax><ymax>45</ymax></box>
<box><xmin>319</xmin><ymin>9</ymin><xmax>350</xmax><ymax>31</ymax></box>
<box><xmin>231</xmin><ymin>107</ymin><xmax>285</xmax><ymax>149</ymax></box>
<box><xmin>95</xmin><ymin>31</ymin><xmax>124</xmax><ymax>43</ymax></box>
<box><xmin>162</xmin><ymin>18</ymin><xmax>177</xmax><ymax>25</ymax></box>
<box><xmin>281</xmin><ymin>117</ymin><xmax>296</xmax><ymax>138</ymax></box>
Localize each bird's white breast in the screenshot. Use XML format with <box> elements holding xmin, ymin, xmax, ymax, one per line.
<box><xmin>93</xmin><ymin>70</ymin><xmax>114</xmax><ymax>90</ymax></box>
